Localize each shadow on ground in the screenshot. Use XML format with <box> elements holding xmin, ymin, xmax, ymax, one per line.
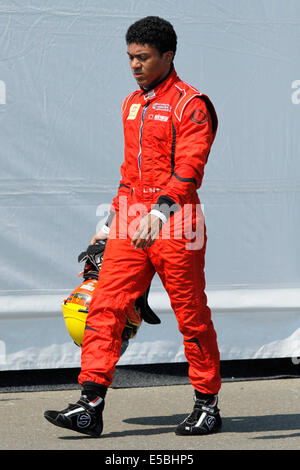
<box><xmin>58</xmin><ymin>413</ymin><xmax>300</xmax><ymax>440</ymax></box>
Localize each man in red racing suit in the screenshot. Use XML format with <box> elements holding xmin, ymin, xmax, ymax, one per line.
<box><xmin>44</xmin><ymin>16</ymin><xmax>222</xmax><ymax>438</ymax></box>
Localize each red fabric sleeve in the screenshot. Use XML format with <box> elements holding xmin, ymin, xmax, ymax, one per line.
<box><xmin>158</xmin><ymin>96</ymin><xmax>215</xmax><ymax>206</ymax></box>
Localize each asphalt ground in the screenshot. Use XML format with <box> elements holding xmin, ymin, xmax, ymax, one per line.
<box><xmin>0</xmin><ymin>377</ymin><xmax>299</xmax><ymax>453</ymax></box>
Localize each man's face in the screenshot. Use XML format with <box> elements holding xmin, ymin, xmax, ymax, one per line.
<box><xmin>127</xmin><ymin>43</ymin><xmax>173</xmax><ymax>89</ymax></box>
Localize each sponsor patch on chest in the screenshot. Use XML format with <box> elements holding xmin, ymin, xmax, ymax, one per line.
<box><xmin>152</xmin><ymin>103</ymin><xmax>172</xmax><ymax>112</ymax></box>
<box><xmin>147</xmin><ymin>113</ymin><xmax>169</xmax><ymax>122</ymax></box>
<box><xmin>127</xmin><ymin>103</ymin><xmax>141</xmax><ymax>120</ymax></box>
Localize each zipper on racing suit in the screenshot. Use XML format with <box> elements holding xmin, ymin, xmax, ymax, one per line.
<box><xmin>137</xmin><ymin>102</ymin><xmax>150</xmax><ymax>179</ymax></box>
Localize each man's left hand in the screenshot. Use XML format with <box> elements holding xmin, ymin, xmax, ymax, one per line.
<box><xmin>131</xmin><ymin>214</ymin><xmax>162</xmax><ymax>249</ymax></box>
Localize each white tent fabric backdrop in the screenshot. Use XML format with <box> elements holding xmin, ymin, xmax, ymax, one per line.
<box><xmin>0</xmin><ymin>0</ymin><xmax>299</xmax><ymax>370</ymax></box>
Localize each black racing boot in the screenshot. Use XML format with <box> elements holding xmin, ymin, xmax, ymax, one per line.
<box><xmin>175</xmin><ymin>392</ymin><xmax>222</xmax><ymax>435</ymax></box>
<box><xmin>44</xmin><ymin>394</ymin><xmax>104</xmax><ymax>438</ymax></box>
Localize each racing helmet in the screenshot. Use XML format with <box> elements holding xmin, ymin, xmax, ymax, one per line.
<box><xmin>62</xmin><ymin>279</ymin><xmax>97</xmax><ymax>347</ymax></box>
<box><xmin>62</xmin><ymin>278</ymin><xmax>143</xmax><ymax>347</ymax></box>
<box><xmin>62</xmin><ymin>238</ymin><xmax>159</xmax><ymax>349</ymax></box>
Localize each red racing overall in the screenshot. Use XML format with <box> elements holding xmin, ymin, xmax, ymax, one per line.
<box><xmin>79</xmin><ymin>67</ymin><xmax>221</xmax><ymax>395</ymax></box>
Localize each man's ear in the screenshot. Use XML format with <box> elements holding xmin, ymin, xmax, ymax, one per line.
<box><xmin>164</xmin><ymin>50</ymin><xmax>174</xmax><ymax>65</ymax></box>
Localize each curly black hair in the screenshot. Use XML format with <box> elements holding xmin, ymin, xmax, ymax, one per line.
<box><xmin>125</xmin><ymin>16</ymin><xmax>177</xmax><ymax>57</ymax></box>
